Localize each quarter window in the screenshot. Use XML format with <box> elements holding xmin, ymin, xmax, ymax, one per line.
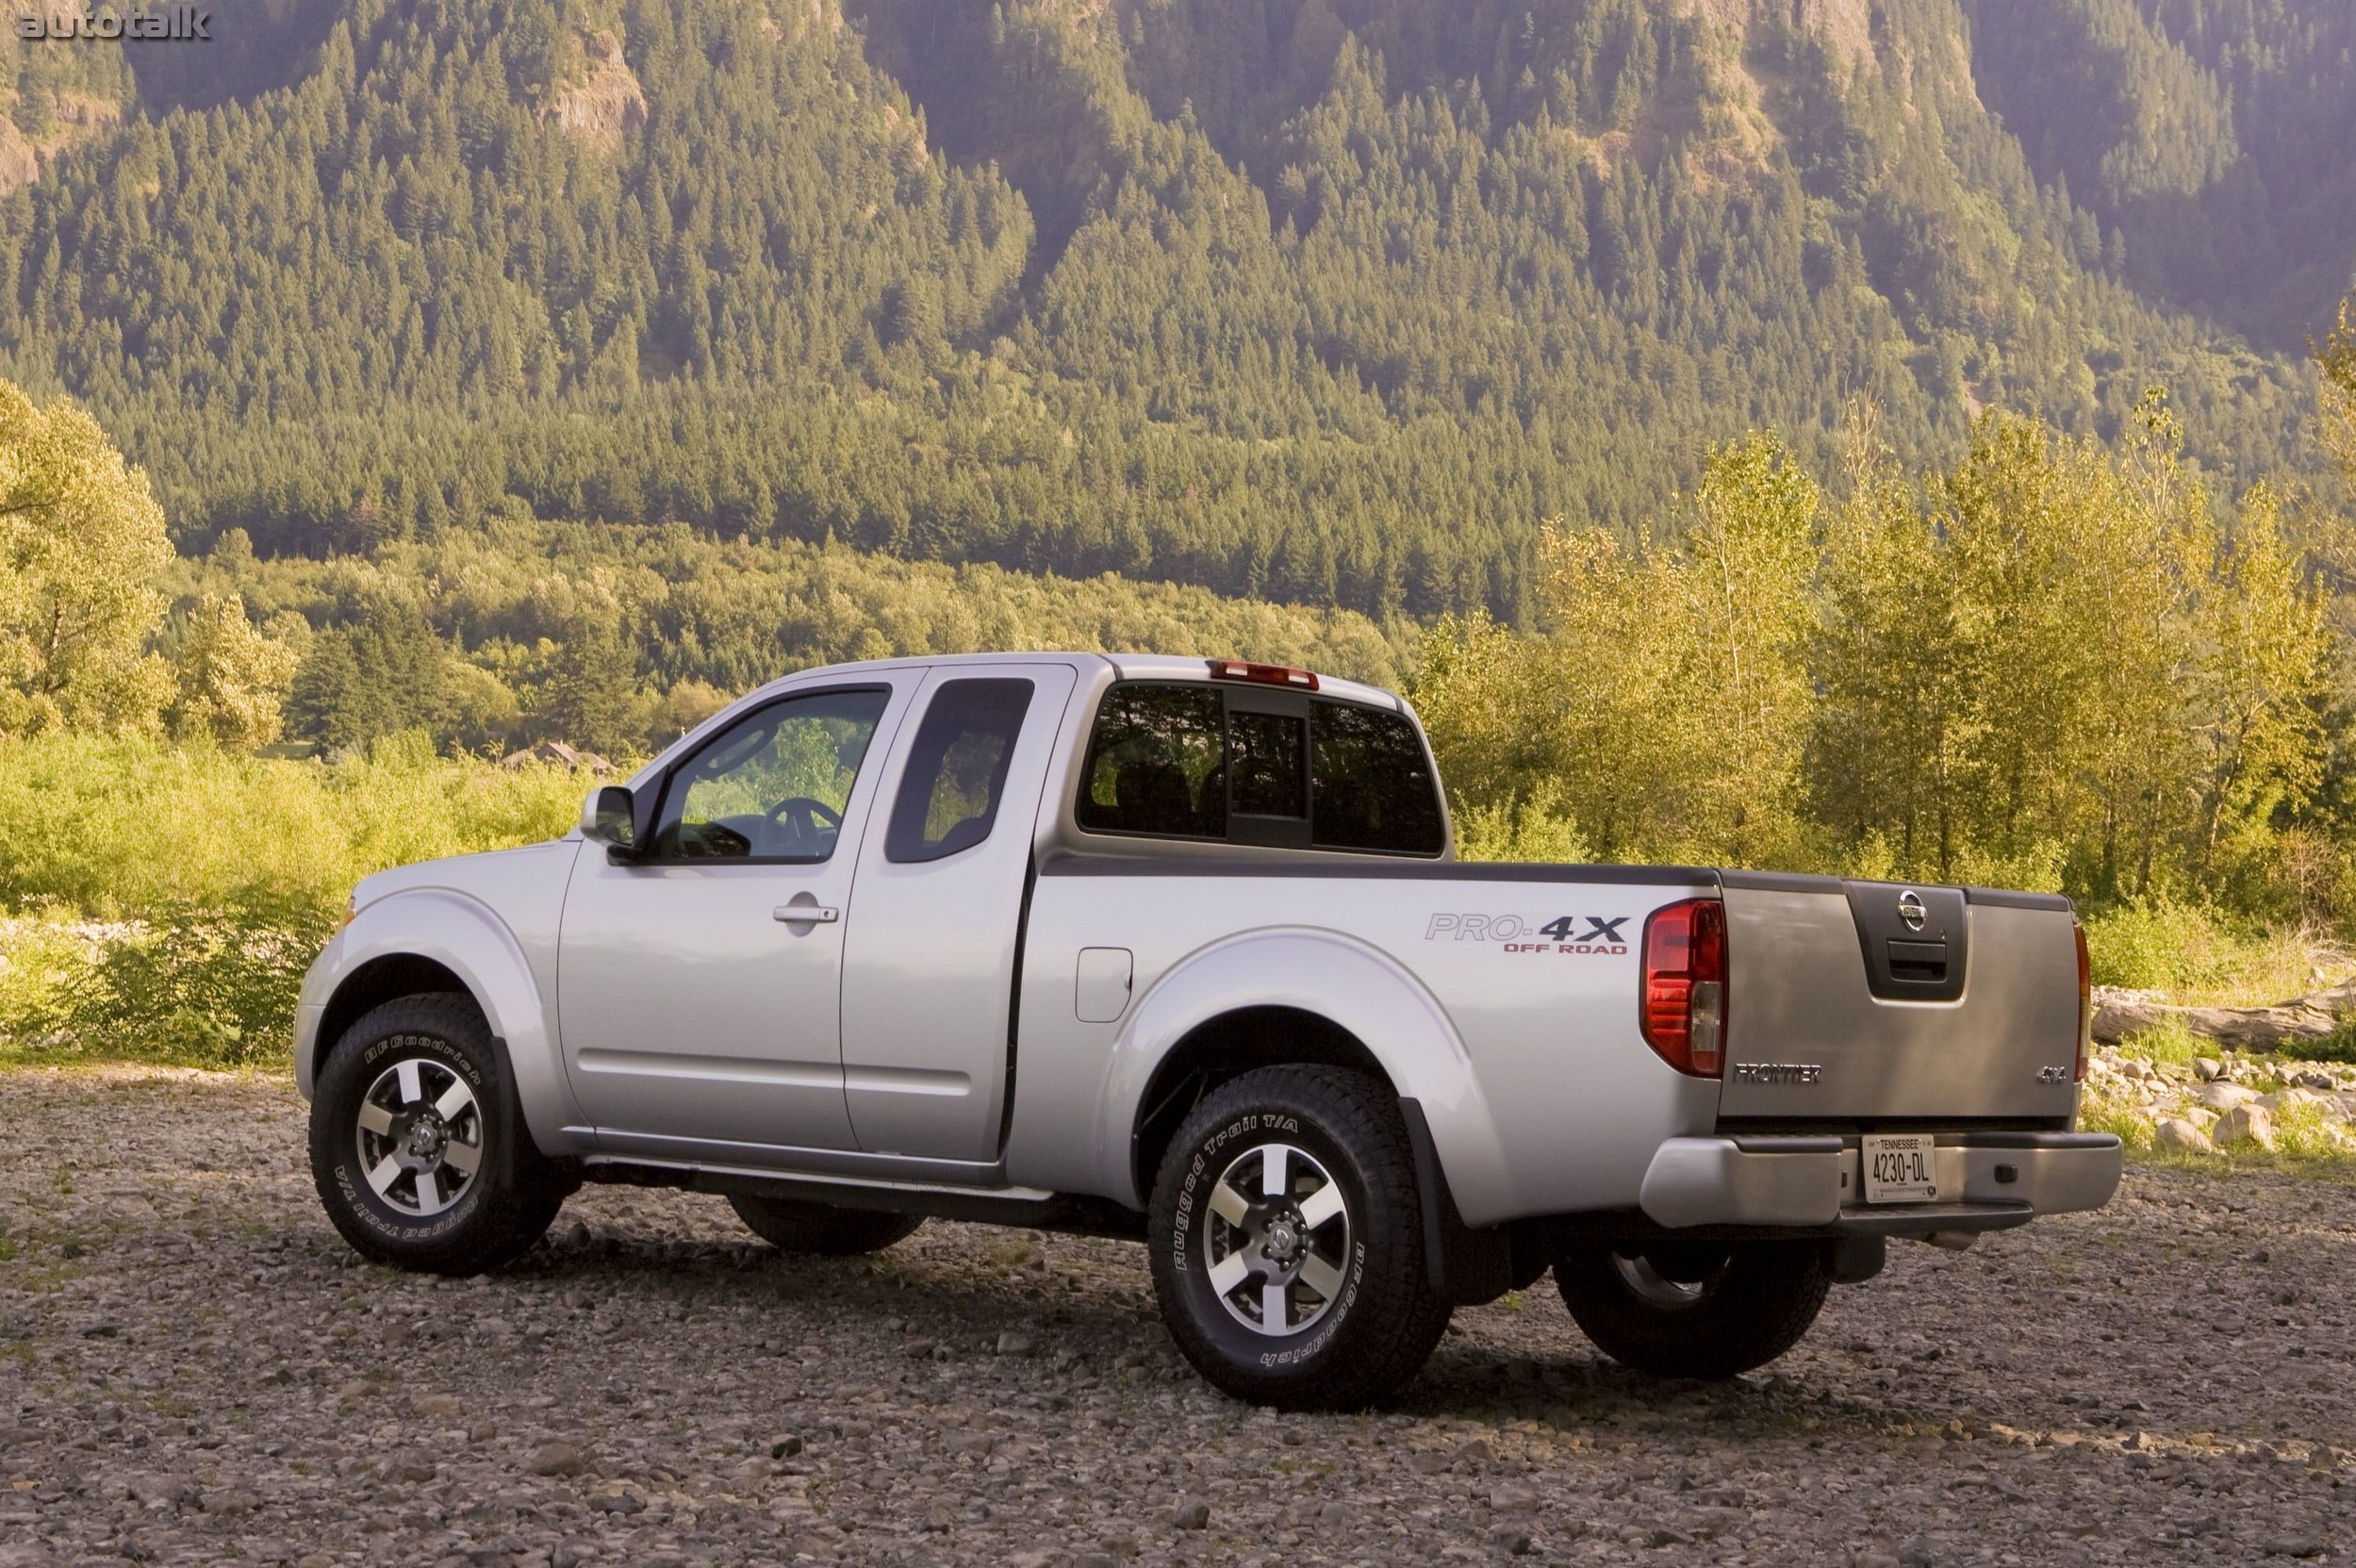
<box><xmin>648</xmin><ymin>687</ymin><xmax>889</xmax><ymax>861</ymax></box>
<box><xmin>885</xmin><ymin>678</ymin><xmax>1036</xmax><ymax>863</ymax></box>
<box><xmin>1076</xmin><ymin>685</ymin><xmax>1227</xmax><ymax>838</ymax></box>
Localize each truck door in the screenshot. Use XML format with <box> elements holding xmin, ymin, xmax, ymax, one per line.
<box><xmin>556</xmin><ymin>678</ymin><xmax>911</xmax><ymax>1159</ymax></box>
<box><xmin>839</xmin><ymin>664</ymin><xmax>1078</xmax><ymax>1162</ymax></box>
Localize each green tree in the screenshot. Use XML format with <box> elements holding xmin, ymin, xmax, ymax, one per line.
<box><xmin>2322</xmin><ymin>297</ymin><xmax>2356</xmax><ymax>488</ymax></box>
<box><xmin>0</xmin><ymin>383</ymin><xmax>174</xmax><ymax>734</ymax></box>
<box><xmin>2188</xmin><ymin>485</ymin><xmax>2331</xmax><ymax>890</ymax></box>
<box><xmin>1809</xmin><ymin>405</ymin><xmax>1972</xmax><ymax>876</ymax></box>
<box><xmin>285</xmin><ymin>598</ymin><xmax>453</xmax><ymax>752</ymax></box>
<box><xmin>165</xmin><ymin>595</ymin><xmax>301</xmax><ymax>750</ymax></box>
<box><xmin>1417</xmin><ymin>432</ymin><xmax>1819</xmax><ymax>865</ymax></box>
<box><xmin>535</xmin><ymin>619</ymin><xmax>638</xmax><ymax>757</ymax></box>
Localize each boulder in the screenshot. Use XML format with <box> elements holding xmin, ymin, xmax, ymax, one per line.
<box><xmin>2197</xmin><ymin>1082</ymin><xmax>2259</xmax><ymax>1113</ymax></box>
<box><xmin>2212</xmin><ymin>1103</ymin><xmax>2278</xmax><ymax>1151</ymax></box>
<box><xmin>2154</xmin><ymin>1118</ymin><xmax>2215</xmax><ymax>1154</ymax></box>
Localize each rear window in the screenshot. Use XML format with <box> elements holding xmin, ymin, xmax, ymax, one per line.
<box><xmin>1075</xmin><ymin>682</ymin><xmax>1443</xmax><ymax>855</ymax></box>
<box><xmin>1228</xmin><ymin>710</ymin><xmax>1306</xmax><ymax>818</ymax></box>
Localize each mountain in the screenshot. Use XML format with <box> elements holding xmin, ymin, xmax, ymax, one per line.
<box><xmin>1</xmin><ymin>0</ymin><xmax>2348</xmax><ymax>622</ymax></box>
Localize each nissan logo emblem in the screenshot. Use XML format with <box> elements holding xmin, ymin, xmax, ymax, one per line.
<box><xmin>1897</xmin><ymin>890</ymin><xmax>1928</xmax><ymax>932</ymax></box>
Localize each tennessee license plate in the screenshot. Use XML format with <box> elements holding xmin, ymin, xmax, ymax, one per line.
<box><xmin>1861</xmin><ymin>1133</ymin><xmax>1938</xmax><ymax>1203</ymax></box>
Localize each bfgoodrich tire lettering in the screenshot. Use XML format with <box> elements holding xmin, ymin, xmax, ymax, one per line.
<box><xmin>1148</xmin><ymin>1065</ymin><xmax>1450</xmax><ymax>1410</ymax></box>
<box><xmin>1554</xmin><ymin>1241</ymin><xmax>1832</xmax><ymax>1379</ymax></box>
<box><xmin>309</xmin><ymin>994</ymin><xmax>566</xmax><ymax>1276</ymax></box>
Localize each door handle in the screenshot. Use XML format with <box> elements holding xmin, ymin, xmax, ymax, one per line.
<box><xmin>773</xmin><ymin>904</ymin><xmax>840</xmax><ymax>924</ymax></box>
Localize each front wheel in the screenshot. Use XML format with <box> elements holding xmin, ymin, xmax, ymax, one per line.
<box><xmin>1554</xmin><ymin>1241</ymin><xmax>1831</xmax><ymax>1379</ymax></box>
<box><xmin>309</xmin><ymin>994</ymin><xmax>566</xmax><ymax>1276</ymax></box>
<box><xmin>1148</xmin><ymin>1065</ymin><xmax>1451</xmax><ymax>1410</ymax></box>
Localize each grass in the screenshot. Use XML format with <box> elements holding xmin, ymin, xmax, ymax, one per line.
<box><xmin>2280</xmin><ymin>1022</ymin><xmax>2356</xmax><ymax>1063</ymax></box>
<box><xmin>2114</xmin><ymin>1015</ymin><xmax>2206</xmax><ymax>1068</ymax></box>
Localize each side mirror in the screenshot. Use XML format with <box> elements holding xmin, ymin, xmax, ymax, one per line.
<box><xmin>581</xmin><ymin>784</ymin><xmax>640</xmax><ymax>854</ymax></box>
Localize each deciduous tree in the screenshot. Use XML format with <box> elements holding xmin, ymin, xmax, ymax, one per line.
<box><xmin>0</xmin><ymin>384</ymin><xmax>175</xmax><ymax>735</ymax></box>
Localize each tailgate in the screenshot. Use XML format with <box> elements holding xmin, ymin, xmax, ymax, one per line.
<box><xmin>1715</xmin><ymin>873</ymin><xmax>2081</xmax><ymax>1122</ymax></box>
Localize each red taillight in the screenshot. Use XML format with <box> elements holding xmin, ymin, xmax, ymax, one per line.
<box><xmin>1207</xmin><ymin>658</ymin><xmax>1319</xmax><ymax>691</ymax></box>
<box><xmin>2073</xmin><ymin>921</ymin><xmax>2091</xmax><ymax>1082</ymax></box>
<box><xmin>1641</xmin><ymin>898</ymin><xmax>1726</xmax><ymax>1078</ymax></box>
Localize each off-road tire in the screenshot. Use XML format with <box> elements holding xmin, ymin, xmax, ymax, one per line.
<box><xmin>1147</xmin><ymin>1065</ymin><xmax>1451</xmax><ymax>1410</ymax></box>
<box><xmin>309</xmin><ymin>993</ymin><xmax>567</xmax><ymax>1276</ymax></box>
<box><xmin>1555</xmin><ymin>1241</ymin><xmax>1832</xmax><ymax>1379</ymax></box>
<box><xmin>727</xmin><ymin>1195</ymin><xmax>924</xmax><ymax>1256</ymax></box>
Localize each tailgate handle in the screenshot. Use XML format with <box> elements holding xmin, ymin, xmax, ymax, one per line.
<box><xmin>1886</xmin><ymin>938</ymin><xmax>1948</xmax><ymax>983</ymax></box>
<box><xmin>1846</xmin><ymin>882</ymin><xmax>1969</xmax><ymax>1001</ymax></box>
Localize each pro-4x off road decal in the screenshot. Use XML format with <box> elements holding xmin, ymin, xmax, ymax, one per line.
<box><xmin>1423</xmin><ymin>913</ymin><xmax>1629</xmax><ymax>954</ymax></box>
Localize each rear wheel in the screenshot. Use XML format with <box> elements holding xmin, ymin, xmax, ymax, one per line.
<box><xmin>1554</xmin><ymin>1241</ymin><xmax>1831</xmax><ymax>1379</ymax></box>
<box><xmin>1148</xmin><ymin>1065</ymin><xmax>1450</xmax><ymax>1410</ymax></box>
<box><xmin>309</xmin><ymin>994</ymin><xmax>566</xmax><ymax>1276</ymax></box>
<box><xmin>728</xmin><ymin>1194</ymin><xmax>923</xmax><ymax>1256</ymax></box>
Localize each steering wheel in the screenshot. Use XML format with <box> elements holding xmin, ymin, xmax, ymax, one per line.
<box><xmin>764</xmin><ymin>795</ymin><xmax>842</xmax><ymax>852</ymax></box>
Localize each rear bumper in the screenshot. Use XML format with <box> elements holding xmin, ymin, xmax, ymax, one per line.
<box><xmin>1638</xmin><ymin>1131</ymin><xmax>2122</xmax><ymax>1235</ymax></box>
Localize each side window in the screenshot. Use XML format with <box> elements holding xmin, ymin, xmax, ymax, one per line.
<box><xmin>1076</xmin><ymin>685</ymin><xmax>1227</xmax><ymax>838</ymax></box>
<box><xmin>647</xmin><ymin>687</ymin><xmax>890</xmax><ymax>861</ymax></box>
<box><xmin>884</xmin><ymin>678</ymin><xmax>1036</xmax><ymax>863</ymax></box>
<box><xmin>1310</xmin><ymin>700</ymin><xmax>1445</xmax><ymax>854</ymax></box>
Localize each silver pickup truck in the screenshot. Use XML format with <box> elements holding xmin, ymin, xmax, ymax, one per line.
<box><xmin>296</xmin><ymin>652</ymin><xmax>2120</xmax><ymax>1408</ymax></box>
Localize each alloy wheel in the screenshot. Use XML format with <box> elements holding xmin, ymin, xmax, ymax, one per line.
<box><xmin>1201</xmin><ymin>1141</ymin><xmax>1353</xmax><ymax>1336</ymax></box>
<box><xmin>354</xmin><ymin>1054</ymin><xmax>485</xmax><ymax>1217</ymax></box>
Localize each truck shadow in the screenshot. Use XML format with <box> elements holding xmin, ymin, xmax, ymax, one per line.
<box><xmin>489</xmin><ymin>1223</ymin><xmax>1962</xmax><ymax>1443</ymax></box>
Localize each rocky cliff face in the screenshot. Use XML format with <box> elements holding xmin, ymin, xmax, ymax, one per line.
<box><xmin>0</xmin><ymin>8</ymin><xmax>134</xmax><ymax>196</ymax></box>
<box><xmin>540</xmin><ymin>28</ymin><xmax>649</xmax><ymax>148</ymax></box>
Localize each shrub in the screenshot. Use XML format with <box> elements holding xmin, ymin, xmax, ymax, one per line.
<box><xmin>0</xmin><ymin>730</ymin><xmax>583</xmax><ymax>917</ymax></box>
<box><xmin>0</xmin><ymin>730</ymin><xmax>585</xmax><ymax>1066</ymax></box>
<box><xmin>1453</xmin><ymin>782</ymin><xmax>1592</xmax><ymax>864</ymax></box>
<box><xmin>2277</xmin><ymin>1024</ymin><xmax>2356</xmax><ymax>1065</ymax></box>
<box><xmin>42</xmin><ymin>894</ymin><xmax>338</xmax><ymax>1068</ymax></box>
<box><xmin>2082</xmin><ymin>895</ymin><xmax>2238</xmax><ymax>992</ymax></box>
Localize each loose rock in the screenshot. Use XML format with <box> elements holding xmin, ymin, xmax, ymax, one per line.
<box><xmin>524</xmin><ymin>1440</ymin><xmax>588</xmax><ymax>1477</ymax></box>
<box><xmin>2155</xmin><ymin>1118</ymin><xmax>2216</xmax><ymax>1154</ymax></box>
<box><xmin>2214</xmin><ymin>1103</ymin><xmax>2280</xmax><ymax>1150</ymax></box>
<box><xmin>2</xmin><ymin>1065</ymin><xmax>2352</xmax><ymax>1568</ymax></box>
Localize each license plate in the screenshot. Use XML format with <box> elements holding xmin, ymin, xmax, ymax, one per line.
<box><xmin>1861</xmin><ymin>1133</ymin><xmax>1939</xmax><ymax>1203</ymax></box>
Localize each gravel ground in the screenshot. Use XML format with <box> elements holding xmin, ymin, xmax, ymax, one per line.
<box><xmin>1</xmin><ymin>1068</ymin><xmax>2351</xmax><ymax>1568</ymax></box>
